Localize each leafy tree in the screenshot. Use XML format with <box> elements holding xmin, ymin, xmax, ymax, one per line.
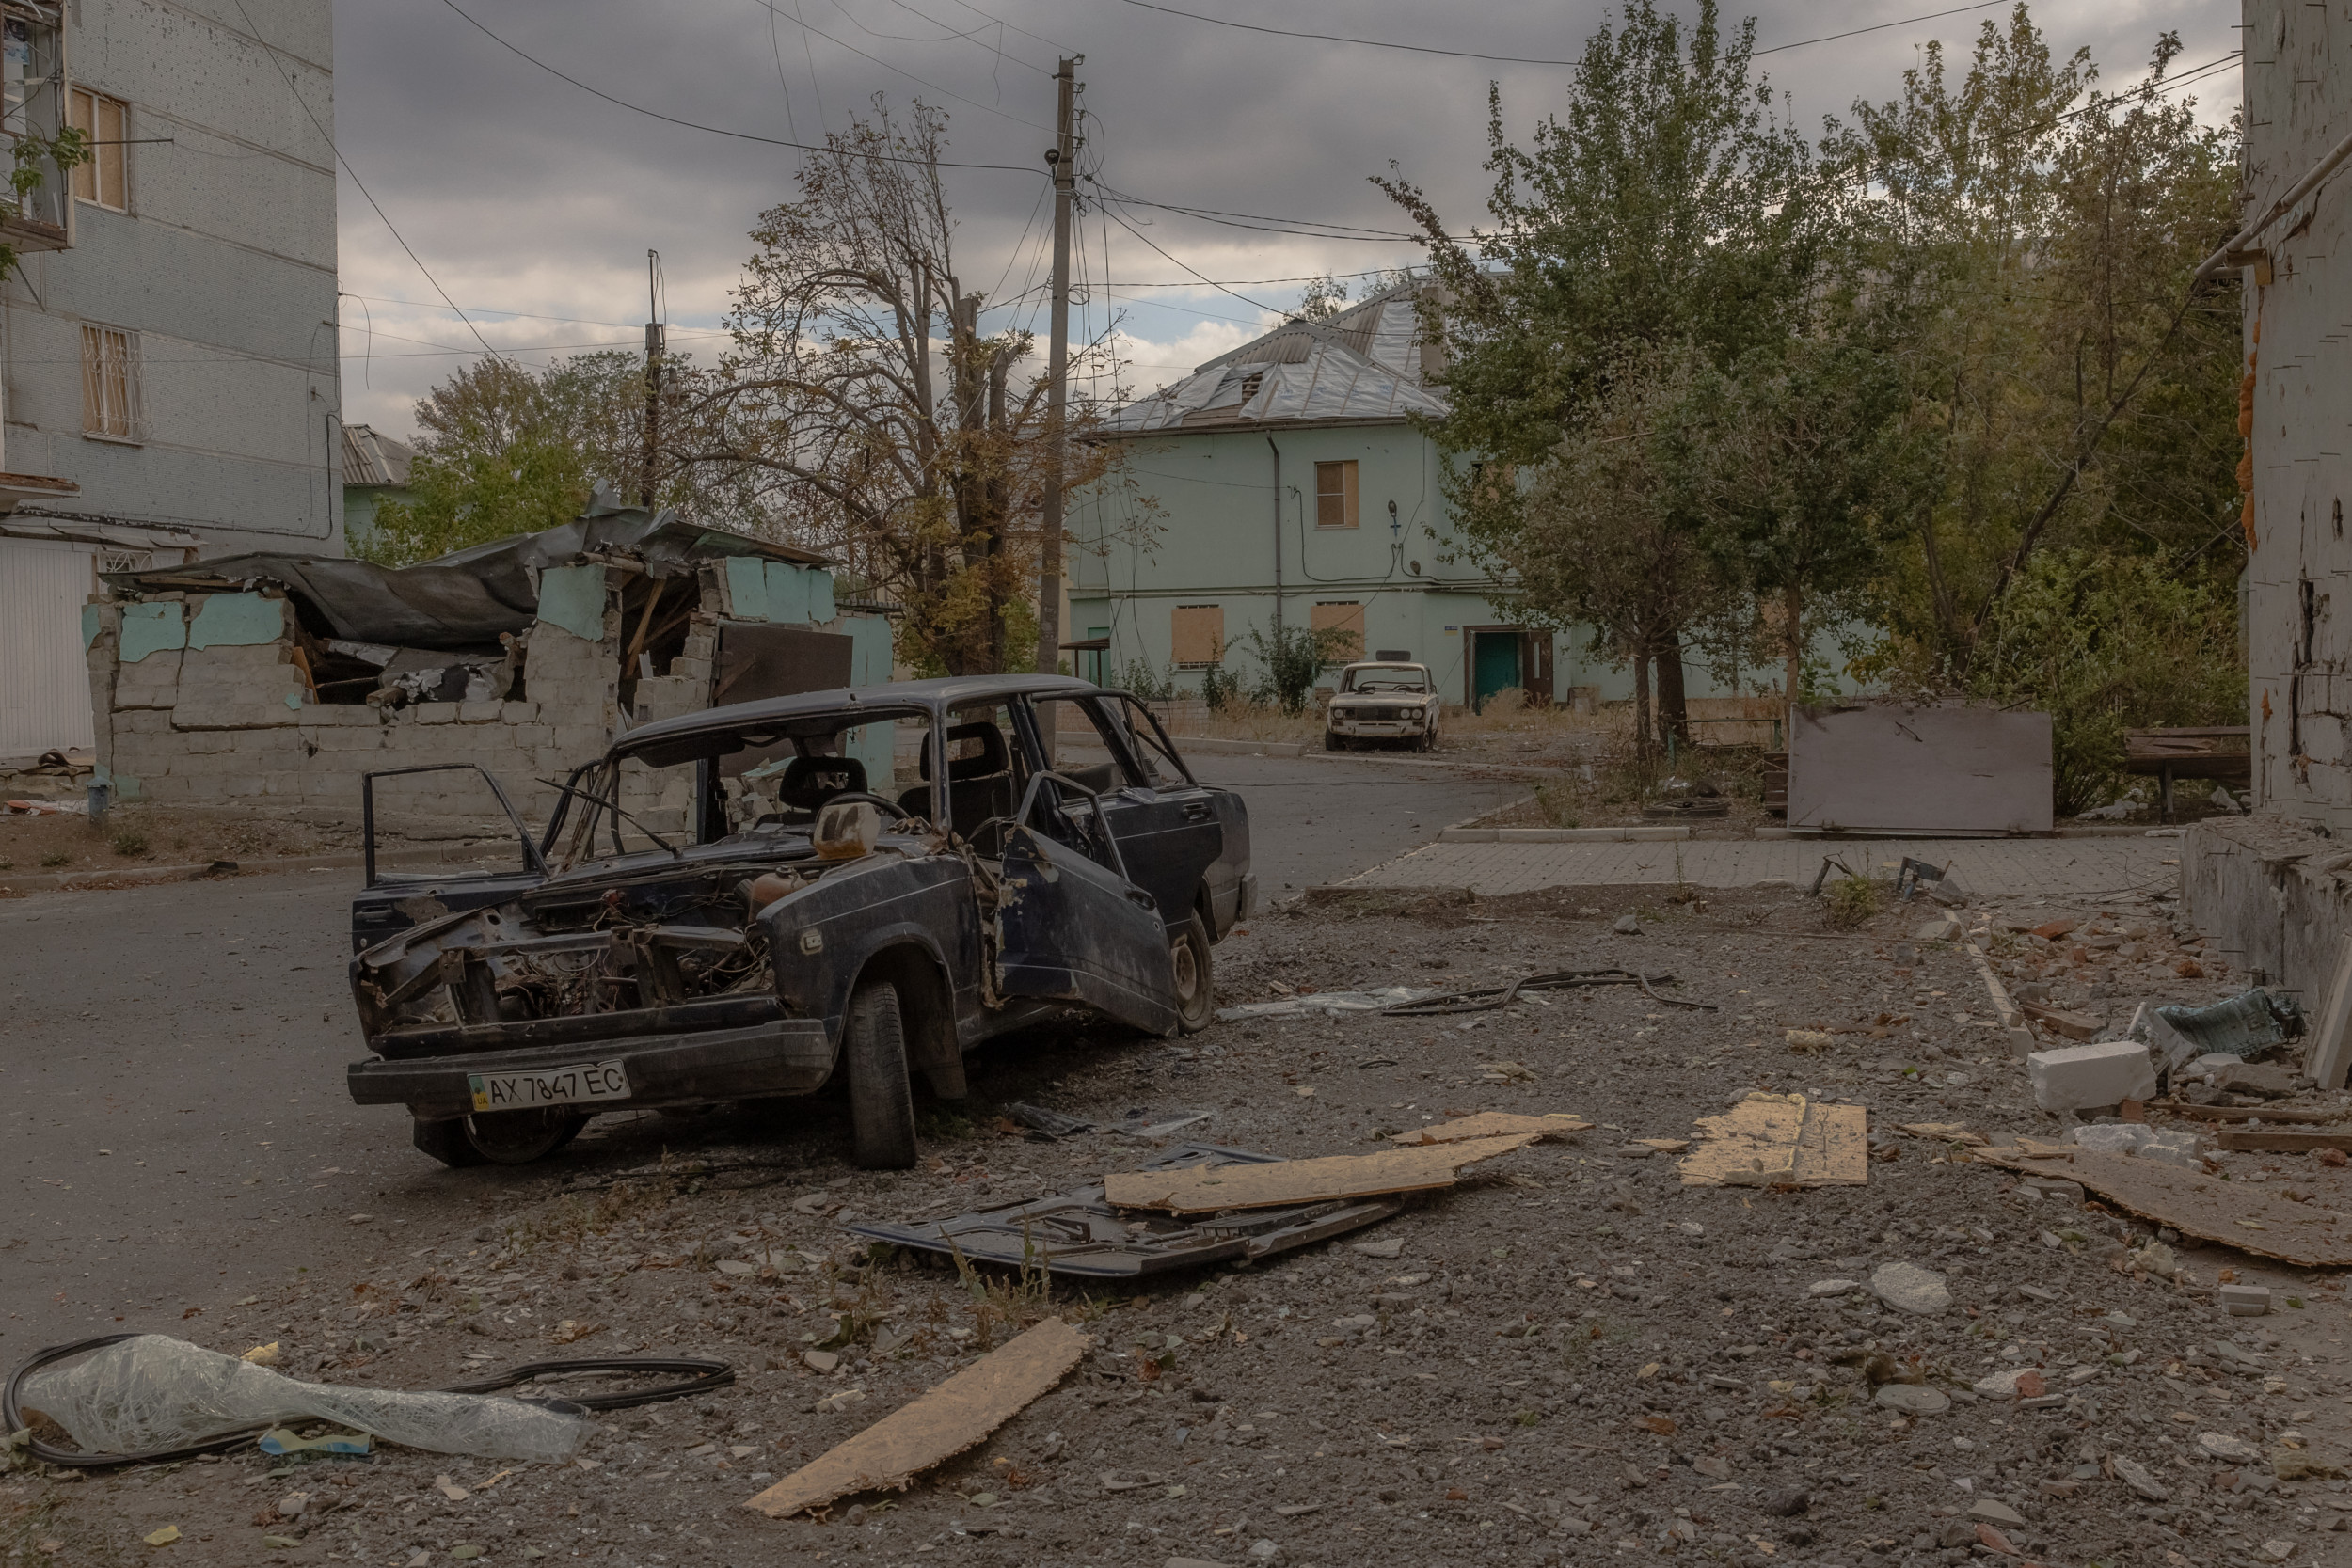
<box><xmin>355</xmin><ymin>352</ymin><xmax>679</xmax><ymax>565</ymax></box>
<box><xmin>1832</xmin><ymin>11</ymin><xmax>2243</xmax><ymax>680</ymax></box>
<box><xmin>1699</xmin><ymin>328</ymin><xmax>1904</xmax><ymax>702</ymax></box>
<box><xmin>1376</xmin><ymin>0</ymin><xmax>1827</xmax><ymax>736</ymax></box>
<box><xmin>1959</xmin><ymin>549</ymin><xmax>2243</xmax><ymax>815</ymax></box>
<box><xmin>1509</xmin><ymin>341</ymin><xmax>1735</xmax><ymax>757</ymax></box>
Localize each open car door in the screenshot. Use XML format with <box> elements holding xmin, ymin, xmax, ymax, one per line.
<box><xmin>993</xmin><ymin>772</ymin><xmax>1181</xmax><ymax>1036</ymax></box>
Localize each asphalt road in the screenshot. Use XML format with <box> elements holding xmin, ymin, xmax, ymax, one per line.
<box><xmin>0</xmin><ymin>752</ymin><xmax>1524</xmax><ymax>1354</ymax></box>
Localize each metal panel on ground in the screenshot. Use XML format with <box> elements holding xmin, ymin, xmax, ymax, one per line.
<box><xmin>0</xmin><ymin>536</ymin><xmax>96</xmax><ymax>755</ymax></box>
<box><xmin>1788</xmin><ymin>703</ymin><xmax>2052</xmax><ymax>836</ymax></box>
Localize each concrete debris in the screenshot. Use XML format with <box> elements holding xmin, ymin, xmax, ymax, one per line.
<box><xmin>1872</xmin><ymin>1383</ymin><xmax>1949</xmax><ymax>1415</ymax></box>
<box><xmin>742</xmin><ymin>1318</ymin><xmax>1089</xmax><ymax>1518</ymax></box>
<box><xmin>2110</xmin><ymin>1454</ymin><xmax>2169</xmax><ymax>1501</ymax></box>
<box><xmin>2219</xmin><ymin>1283</ymin><xmax>2274</xmax><ymax>1316</ymax></box>
<box><xmin>1612</xmin><ymin>914</ymin><xmax>1642</xmax><ymax>935</ymax></box>
<box><xmin>2028</xmin><ymin>1038</ymin><xmax>2158</xmax><ymax>1112</ymax></box>
<box><xmin>2019</xmin><ymin>1003</ymin><xmax>2105</xmax><ymax>1042</ymax></box>
<box><xmin>1868</xmin><ymin>1261</ymin><xmax>1952</xmax><ymax>1316</ymax></box>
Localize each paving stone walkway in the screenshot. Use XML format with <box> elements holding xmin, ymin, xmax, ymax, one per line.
<box><xmin>1340</xmin><ymin>833</ymin><xmax>2183</xmax><ymax>900</ymax></box>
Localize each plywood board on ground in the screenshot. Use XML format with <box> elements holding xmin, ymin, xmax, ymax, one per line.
<box><xmin>1103</xmin><ymin>1134</ymin><xmax>1538</xmax><ymax>1213</ymax></box>
<box><xmin>742</xmin><ymin>1318</ymin><xmax>1089</xmax><ymax>1518</ymax></box>
<box><xmin>2213</xmin><ymin>1130</ymin><xmax>2352</xmax><ymax>1153</ymax></box>
<box><xmin>1970</xmin><ymin>1147</ymin><xmax>2352</xmax><ymax>1267</ymax></box>
<box><xmin>1680</xmin><ymin>1095</ymin><xmax>1867</xmax><ymax>1187</ymax></box>
<box><xmin>1388</xmin><ymin>1112</ymin><xmax>1592</xmax><ymax>1146</ymax></box>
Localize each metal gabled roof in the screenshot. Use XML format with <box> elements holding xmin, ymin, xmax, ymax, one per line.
<box><xmin>1103</xmin><ymin>283</ymin><xmax>1446</xmax><ymax>436</ymax></box>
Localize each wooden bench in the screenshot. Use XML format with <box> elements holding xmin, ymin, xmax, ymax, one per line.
<box><xmin>2123</xmin><ymin>726</ymin><xmax>2249</xmax><ymax>821</ymax></box>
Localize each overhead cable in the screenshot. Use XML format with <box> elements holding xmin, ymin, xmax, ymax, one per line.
<box><xmin>1117</xmin><ymin>0</ymin><xmax>2019</xmax><ymax>67</ymax></box>
<box><xmin>431</xmin><ymin>0</ymin><xmax>1046</xmax><ymax>172</ymax></box>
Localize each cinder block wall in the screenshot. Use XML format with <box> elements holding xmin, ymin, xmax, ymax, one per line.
<box><xmin>83</xmin><ymin>576</ymin><xmax>623</xmax><ymax>838</ymax></box>
<box><xmin>86</xmin><ymin>559</ymin><xmax>886</xmax><ymax>840</ymax></box>
<box><xmin>2181</xmin><ymin>817</ymin><xmax>2352</xmax><ymax>1007</ymax></box>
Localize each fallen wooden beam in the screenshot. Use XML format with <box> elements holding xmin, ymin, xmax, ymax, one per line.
<box><xmin>1970</xmin><ymin>1146</ymin><xmax>2352</xmax><ymax>1267</ymax></box>
<box><xmin>742</xmin><ymin>1318</ymin><xmax>1089</xmax><ymax>1519</ymax></box>
<box><xmin>2213</xmin><ymin>1130</ymin><xmax>2352</xmax><ymax>1153</ymax></box>
<box><xmin>1387</xmin><ymin>1112</ymin><xmax>1592</xmax><ymax>1146</ymax></box>
<box><xmin>1103</xmin><ymin>1134</ymin><xmax>1538</xmax><ymax>1213</ymax></box>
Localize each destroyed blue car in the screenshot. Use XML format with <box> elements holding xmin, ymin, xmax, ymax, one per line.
<box><xmin>342</xmin><ymin>675</ymin><xmax>1253</xmax><ymax>1170</ymax></box>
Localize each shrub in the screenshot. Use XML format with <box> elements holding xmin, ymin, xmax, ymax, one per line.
<box><xmin>1823</xmin><ymin>875</ymin><xmax>1880</xmax><ymax>929</ymax></box>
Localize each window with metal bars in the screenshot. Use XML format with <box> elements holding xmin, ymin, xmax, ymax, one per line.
<box><xmin>80</xmin><ymin>324</ymin><xmax>143</xmax><ymax>441</ymax></box>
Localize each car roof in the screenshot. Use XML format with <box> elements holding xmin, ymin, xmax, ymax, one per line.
<box><xmin>613</xmin><ymin>673</ymin><xmax>1104</xmax><ymax>756</ymax></box>
<box><xmin>1344</xmin><ymin>661</ymin><xmax>1428</xmax><ymax>671</ymax></box>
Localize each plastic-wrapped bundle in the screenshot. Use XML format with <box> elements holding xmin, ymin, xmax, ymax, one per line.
<box><xmin>16</xmin><ymin>1337</ymin><xmax>586</xmax><ymax>1462</ymax></box>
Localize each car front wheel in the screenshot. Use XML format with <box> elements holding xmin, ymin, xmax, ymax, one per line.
<box><xmin>844</xmin><ymin>979</ymin><xmax>919</xmax><ymax>1169</ymax></box>
<box><xmin>1170</xmin><ymin>916</ymin><xmax>1215</xmax><ymax>1034</ymax></box>
<box><xmin>413</xmin><ymin>1108</ymin><xmax>588</xmax><ymax>1167</ymax></box>
<box><xmin>1324</xmin><ymin>731</ymin><xmax>1345</xmax><ymax>751</ymax></box>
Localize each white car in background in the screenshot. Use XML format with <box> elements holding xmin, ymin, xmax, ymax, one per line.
<box><xmin>1324</xmin><ymin>661</ymin><xmax>1442</xmax><ymax>752</ymax></box>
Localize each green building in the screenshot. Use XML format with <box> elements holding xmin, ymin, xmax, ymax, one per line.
<box><xmin>340</xmin><ymin>423</ymin><xmax>414</xmax><ymax>554</ymax></box>
<box><xmin>1072</xmin><ymin>285</ymin><xmax>1570</xmax><ymax>710</ymax></box>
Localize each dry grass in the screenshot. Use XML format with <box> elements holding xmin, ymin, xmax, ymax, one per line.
<box><xmin>0</xmin><ymin>806</ymin><xmax>346</xmax><ymax>880</ymax></box>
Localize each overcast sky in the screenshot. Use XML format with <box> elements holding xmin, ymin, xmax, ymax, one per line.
<box><xmin>329</xmin><ymin>0</ymin><xmax>2242</xmax><ymax>438</ymax></box>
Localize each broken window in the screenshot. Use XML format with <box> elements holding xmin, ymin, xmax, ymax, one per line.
<box><xmin>1314</xmin><ymin>460</ymin><xmax>1359</xmax><ymax>528</ymax></box>
<box><xmin>79</xmin><ymin>324</ymin><xmax>141</xmax><ymax>440</ymax></box>
<box><xmin>66</xmin><ymin>87</ymin><xmax>125</xmax><ymax>211</ymax></box>
<box><xmin>0</xmin><ymin>6</ymin><xmax>69</xmax><ymax>233</ymax></box>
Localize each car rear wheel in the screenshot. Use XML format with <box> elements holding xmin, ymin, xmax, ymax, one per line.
<box><xmin>1170</xmin><ymin>916</ymin><xmax>1215</xmax><ymax>1035</ymax></box>
<box><xmin>845</xmin><ymin>979</ymin><xmax>919</xmax><ymax>1170</ymax></box>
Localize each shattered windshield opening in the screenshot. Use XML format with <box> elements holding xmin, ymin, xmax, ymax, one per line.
<box><xmin>1344</xmin><ymin>665</ymin><xmax>1429</xmax><ymax>694</ymax></box>
<box><xmin>551</xmin><ymin>705</ymin><xmax>936</xmax><ymax>869</ymax></box>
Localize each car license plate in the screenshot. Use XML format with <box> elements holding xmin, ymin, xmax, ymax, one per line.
<box><xmin>468</xmin><ymin>1061</ymin><xmax>630</xmax><ymax>1112</ymax></box>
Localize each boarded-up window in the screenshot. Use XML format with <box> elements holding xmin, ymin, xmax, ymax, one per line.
<box><xmin>1311</xmin><ymin>601</ymin><xmax>1364</xmax><ymax>660</ymax></box>
<box><xmin>80</xmin><ymin>325</ymin><xmax>141</xmax><ymax>440</ymax></box>
<box><xmin>1171</xmin><ymin>604</ymin><xmax>1225</xmax><ymax>668</ymax></box>
<box><xmin>1314</xmin><ymin>460</ymin><xmax>1359</xmax><ymax>528</ymax></box>
<box><xmin>68</xmin><ymin>88</ymin><xmax>127</xmax><ymax>211</ymax></box>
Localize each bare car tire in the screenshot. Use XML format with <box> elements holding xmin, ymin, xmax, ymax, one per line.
<box><xmin>845</xmin><ymin>980</ymin><xmax>919</xmax><ymax>1170</ymax></box>
<box><xmin>464</xmin><ymin>1108</ymin><xmax>589</xmax><ymax>1165</ymax></box>
<box><xmin>1324</xmin><ymin>732</ymin><xmax>1343</xmax><ymax>751</ymax></box>
<box><xmin>1170</xmin><ymin>916</ymin><xmax>1215</xmax><ymax>1035</ymax></box>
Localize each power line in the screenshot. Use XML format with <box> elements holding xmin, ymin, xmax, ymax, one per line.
<box><xmin>1096</xmin><ymin>201</ymin><xmax>1287</xmax><ymax>317</ymax></box>
<box><xmin>229</xmin><ymin>0</ymin><xmax>505</xmax><ymax>362</ymax></box>
<box><xmin>739</xmin><ymin>0</ymin><xmax>1053</xmax><ymax>127</ymax></box>
<box><xmin>1116</xmin><ymin>0</ymin><xmax>2017</xmax><ymax>68</ymax></box>
<box><xmin>431</xmin><ymin>0</ymin><xmax>1046</xmax><ymax>173</ymax></box>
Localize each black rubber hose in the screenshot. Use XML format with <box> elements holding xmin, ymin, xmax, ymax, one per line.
<box><xmin>4</xmin><ymin>1337</ymin><xmax>734</xmax><ymax>1470</ymax></box>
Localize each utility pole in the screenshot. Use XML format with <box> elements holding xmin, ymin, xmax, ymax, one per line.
<box><xmin>642</xmin><ymin>249</ymin><xmax>663</xmax><ymax>509</ymax></box>
<box><xmin>1033</xmin><ymin>56</ymin><xmax>1078</xmax><ymax>674</ymax></box>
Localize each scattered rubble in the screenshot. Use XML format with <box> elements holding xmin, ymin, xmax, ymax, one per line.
<box><xmin>8</xmin><ymin>881</ymin><xmax>2351</xmax><ymax>1567</ymax></box>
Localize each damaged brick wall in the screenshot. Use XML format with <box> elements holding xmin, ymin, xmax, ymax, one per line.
<box><xmin>2242</xmin><ymin>0</ymin><xmax>2352</xmax><ymax>827</ymax></box>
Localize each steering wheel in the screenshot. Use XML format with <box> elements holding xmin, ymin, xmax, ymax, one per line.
<box><xmin>817</xmin><ymin>790</ymin><xmax>911</xmax><ymax>820</ymax></box>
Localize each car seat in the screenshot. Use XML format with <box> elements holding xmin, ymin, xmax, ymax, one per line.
<box><xmin>772</xmin><ymin>754</ymin><xmax>867</xmax><ymax>820</ymax></box>
<box><xmin>898</xmin><ymin>721</ymin><xmax>1014</xmax><ymax>847</ymax></box>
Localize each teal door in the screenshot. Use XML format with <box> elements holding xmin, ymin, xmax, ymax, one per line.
<box><xmin>1472</xmin><ymin>632</ymin><xmax>1521</xmax><ymax>712</ymax></box>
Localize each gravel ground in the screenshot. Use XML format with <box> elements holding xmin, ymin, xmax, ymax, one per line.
<box><xmin>8</xmin><ymin>886</ymin><xmax>2352</xmax><ymax>1568</ymax></box>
